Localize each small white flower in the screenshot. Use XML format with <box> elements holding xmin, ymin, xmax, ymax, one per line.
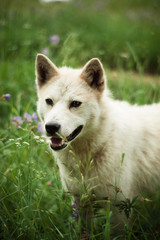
<box><xmin>34</xmin><ymin>136</ymin><xmax>40</xmax><ymax>140</ymax></box>
<box><xmin>17</xmin><ymin>137</ymin><xmax>22</xmax><ymax>141</ymax></box>
<box><xmin>23</xmin><ymin>142</ymin><xmax>30</xmax><ymax>146</ymax></box>
<box><xmin>15</xmin><ymin>142</ymin><xmax>21</xmax><ymax>146</ymax></box>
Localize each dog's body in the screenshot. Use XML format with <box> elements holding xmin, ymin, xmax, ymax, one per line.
<box><xmin>36</xmin><ymin>54</ymin><xmax>160</xmax><ymax>206</ymax></box>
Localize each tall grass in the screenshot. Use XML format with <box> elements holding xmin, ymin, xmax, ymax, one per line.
<box><xmin>0</xmin><ymin>0</ymin><xmax>160</xmax><ymax>239</ymax></box>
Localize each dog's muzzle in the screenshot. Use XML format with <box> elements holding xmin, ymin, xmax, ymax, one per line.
<box><xmin>45</xmin><ymin>124</ymin><xmax>83</xmax><ymax>151</ymax></box>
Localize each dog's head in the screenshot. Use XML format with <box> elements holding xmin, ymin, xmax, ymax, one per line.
<box><xmin>35</xmin><ymin>54</ymin><xmax>107</xmax><ymax>151</ymax></box>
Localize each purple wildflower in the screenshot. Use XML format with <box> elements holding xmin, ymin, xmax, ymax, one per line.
<box><xmin>72</xmin><ymin>210</ymin><xmax>78</xmax><ymax>218</ymax></box>
<box><xmin>81</xmin><ymin>233</ymin><xmax>91</xmax><ymax>239</ymax></box>
<box><xmin>47</xmin><ymin>181</ymin><xmax>52</xmax><ymax>186</ymax></box>
<box><xmin>12</xmin><ymin>116</ymin><xmax>23</xmax><ymax>127</ymax></box>
<box><xmin>24</xmin><ymin>113</ymin><xmax>32</xmax><ymax>123</ymax></box>
<box><xmin>37</xmin><ymin>122</ymin><xmax>44</xmax><ymax>134</ymax></box>
<box><xmin>71</xmin><ymin>199</ymin><xmax>80</xmax><ymax>219</ymax></box>
<box><xmin>32</xmin><ymin>112</ymin><xmax>38</xmax><ymax>122</ymax></box>
<box><xmin>4</xmin><ymin>93</ymin><xmax>11</xmax><ymax>100</ymax></box>
<box><xmin>41</xmin><ymin>47</ymin><xmax>49</xmax><ymax>56</ymax></box>
<box><xmin>49</xmin><ymin>34</ymin><xmax>60</xmax><ymax>45</ymax></box>
<box><xmin>0</xmin><ymin>93</ymin><xmax>11</xmax><ymax>101</ymax></box>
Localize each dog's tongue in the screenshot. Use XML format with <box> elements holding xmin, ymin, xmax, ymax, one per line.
<box><xmin>51</xmin><ymin>137</ymin><xmax>63</xmax><ymax>146</ymax></box>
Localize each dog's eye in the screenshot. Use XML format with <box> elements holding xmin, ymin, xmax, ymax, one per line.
<box><xmin>45</xmin><ymin>98</ymin><xmax>53</xmax><ymax>106</ymax></box>
<box><xmin>70</xmin><ymin>101</ymin><xmax>82</xmax><ymax>108</ymax></box>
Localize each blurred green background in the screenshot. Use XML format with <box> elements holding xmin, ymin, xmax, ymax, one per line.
<box><xmin>1</xmin><ymin>0</ymin><xmax>160</xmax><ymax>71</ymax></box>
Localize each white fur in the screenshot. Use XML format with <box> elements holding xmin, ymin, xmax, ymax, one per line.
<box><xmin>36</xmin><ymin>55</ymin><xmax>160</xmax><ymax>204</ymax></box>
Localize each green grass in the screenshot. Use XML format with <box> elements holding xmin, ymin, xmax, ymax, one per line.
<box><xmin>0</xmin><ymin>0</ymin><xmax>160</xmax><ymax>239</ymax></box>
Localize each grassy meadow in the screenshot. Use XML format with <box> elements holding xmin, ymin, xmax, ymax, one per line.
<box><xmin>0</xmin><ymin>0</ymin><xmax>160</xmax><ymax>239</ymax></box>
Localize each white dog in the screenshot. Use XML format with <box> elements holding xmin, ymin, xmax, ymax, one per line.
<box><xmin>35</xmin><ymin>54</ymin><xmax>160</xmax><ymax>218</ymax></box>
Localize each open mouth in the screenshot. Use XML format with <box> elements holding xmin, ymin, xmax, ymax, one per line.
<box><xmin>50</xmin><ymin>125</ymin><xmax>83</xmax><ymax>151</ymax></box>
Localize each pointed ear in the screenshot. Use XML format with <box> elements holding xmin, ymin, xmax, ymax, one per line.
<box><xmin>35</xmin><ymin>54</ymin><xmax>59</xmax><ymax>87</ymax></box>
<box><xmin>80</xmin><ymin>58</ymin><xmax>106</xmax><ymax>92</ymax></box>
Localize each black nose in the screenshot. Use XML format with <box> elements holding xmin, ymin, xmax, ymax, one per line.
<box><xmin>45</xmin><ymin>123</ymin><xmax>61</xmax><ymax>136</ymax></box>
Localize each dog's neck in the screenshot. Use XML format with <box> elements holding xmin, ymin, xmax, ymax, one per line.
<box><xmin>55</xmin><ymin>121</ymin><xmax>110</xmax><ymax>166</ymax></box>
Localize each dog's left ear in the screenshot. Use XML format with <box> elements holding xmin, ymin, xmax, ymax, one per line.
<box><xmin>36</xmin><ymin>54</ymin><xmax>59</xmax><ymax>88</ymax></box>
<box><xmin>80</xmin><ymin>58</ymin><xmax>106</xmax><ymax>92</ymax></box>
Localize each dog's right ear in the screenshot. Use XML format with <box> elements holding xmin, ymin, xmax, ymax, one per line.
<box><xmin>36</xmin><ymin>54</ymin><xmax>59</xmax><ymax>88</ymax></box>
